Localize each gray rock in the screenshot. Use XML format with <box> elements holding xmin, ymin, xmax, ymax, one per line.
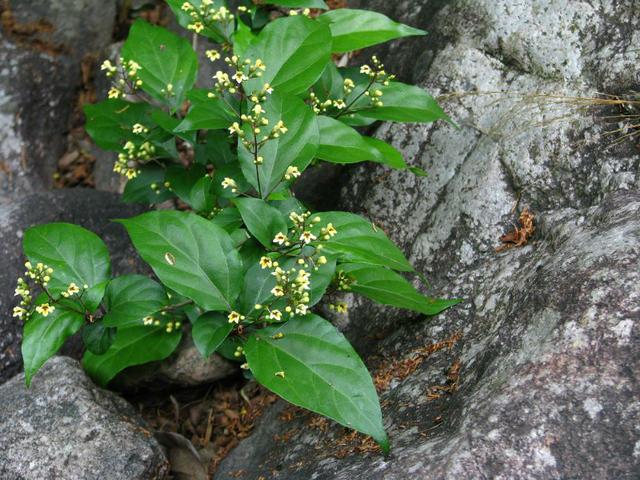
<box><xmin>112</xmin><ymin>331</ymin><xmax>238</xmax><ymax>392</ymax></box>
<box><xmin>0</xmin><ymin>189</ymin><xmax>146</xmax><ymax>383</ymax></box>
<box><xmin>0</xmin><ymin>0</ymin><xmax>117</xmax><ymax>197</ymax></box>
<box><xmin>215</xmin><ymin>0</ymin><xmax>640</xmax><ymax>478</ymax></box>
<box><xmin>0</xmin><ymin>356</ymin><xmax>169</xmax><ymax>480</ymax></box>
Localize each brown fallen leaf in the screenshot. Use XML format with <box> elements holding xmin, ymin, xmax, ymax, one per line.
<box><xmin>496</xmin><ymin>208</ymin><xmax>535</xmax><ymax>252</ymax></box>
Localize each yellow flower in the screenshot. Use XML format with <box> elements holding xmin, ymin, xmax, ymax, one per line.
<box><xmin>108</xmin><ymin>87</ymin><xmax>122</xmax><ymax>99</ymax></box>
<box><xmin>206</xmin><ymin>49</ymin><xmax>221</xmax><ymax>62</ymax></box>
<box><xmin>269</xmin><ymin>309</ymin><xmax>282</xmax><ymax>321</ymax></box>
<box><xmin>284</xmin><ymin>166</ymin><xmax>300</xmax><ymax>180</ymax></box>
<box><xmin>12</xmin><ymin>306</ymin><xmax>27</xmax><ymax>318</ymax></box>
<box><xmin>271</xmin><ymin>285</ymin><xmax>285</xmax><ymax>297</ymax></box>
<box><xmin>259</xmin><ymin>256</ymin><xmax>273</xmax><ymax>269</ymax></box>
<box><xmin>273</xmin><ymin>232</ymin><xmax>288</xmax><ymax>245</ymax></box>
<box><xmin>221</xmin><ymin>177</ymin><xmax>238</xmax><ymax>192</ymax></box>
<box><xmin>189</xmin><ymin>22</ymin><xmax>204</xmax><ymax>33</ymax></box>
<box><xmin>300</xmin><ymin>231</ymin><xmax>317</xmax><ymax>244</ymax></box>
<box><xmin>35</xmin><ymin>303</ymin><xmax>55</xmax><ymax>317</ymax></box>
<box><xmin>227</xmin><ymin>311</ymin><xmax>244</xmax><ymax>324</ymax></box>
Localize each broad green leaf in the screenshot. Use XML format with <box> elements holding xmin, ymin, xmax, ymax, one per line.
<box><xmin>363</xmin><ymin>137</ymin><xmax>407</xmax><ymax>169</ymax></box>
<box><xmin>192</xmin><ymin>312</ymin><xmax>233</xmax><ymax>357</ymax></box>
<box><xmin>165</xmin><ymin>0</ymin><xmax>229</xmax><ymax>43</ymax></box>
<box><xmin>122</xmin><ymin>20</ymin><xmax>198</xmax><ymax>110</ymax></box>
<box><xmin>263</xmin><ymin>0</ymin><xmax>328</xmax><ymax>8</ymax></box>
<box><xmin>82</xmin><ymin>322</ymin><xmax>117</xmax><ymax>355</ymax></box>
<box><xmin>118</xmin><ymin>211</ymin><xmax>243</xmax><ymax>311</ymax></box>
<box><xmin>195</xmin><ymin>130</ymin><xmax>236</xmax><ymax>166</ymax></box>
<box><xmin>211</xmin><ymin>207</ymin><xmax>244</xmax><ymax>233</ymax></box>
<box><xmin>102</xmin><ymin>275</ymin><xmax>168</xmax><ymax>328</ymax></box>
<box><xmin>311</xmin><ymin>212</ymin><xmax>413</xmax><ymax>271</ymax></box>
<box><xmin>122</xmin><ymin>164</ymin><xmax>175</xmax><ymax>204</ymax></box>
<box><xmin>340</xmin><ymin>264</ymin><xmax>461</xmax><ymax>315</ymax></box>
<box><xmin>312</xmin><ymin>62</ymin><xmax>344</xmax><ymax>101</ymax></box>
<box><xmin>238</xmin><ymin>91</ymin><xmax>318</xmax><ymax>197</ymax></box>
<box><xmin>151</xmin><ymin>109</ymin><xmax>195</xmax><ymax>144</ymax></box>
<box><xmin>23</xmin><ymin>223</ymin><xmax>111</xmax><ymax>302</ymax></box>
<box><xmin>233</xmin><ymin>18</ymin><xmax>256</xmax><ymax>57</ymax></box>
<box><xmin>318</xmin><ymin>9</ymin><xmax>425</xmax><ymax>53</ymax></box>
<box><xmin>175</xmin><ymin>90</ymin><xmax>237</xmax><ymax>132</ymax></box>
<box><xmin>355</xmin><ymin>81</ymin><xmax>449</xmax><ymax>123</ymax></box>
<box><xmin>238</xmin><ymin>262</ymin><xmax>276</xmax><ymax>316</ymax></box>
<box><xmin>84</xmin><ymin>100</ymin><xmax>151</xmax><ymax>151</ymax></box>
<box><xmin>245</xmin><ymin>314</ymin><xmax>388</xmax><ymax>452</ymax></box>
<box><xmin>83</xmin><ymin>324</ymin><xmax>182</xmax><ymax>386</ymax></box>
<box><xmin>317</xmin><ymin>116</ymin><xmax>379</xmax><ymax>164</ymax></box>
<box><xmin>165</xmin><ymin>164</ymin><xmax>215</xmax><ymax>212</ymax></box>
<box><xmin>22</xmin><ymin>307</ymin><xmax>84</xmax><ymax>386</ymax></box>
<box><xmin>244</xmin><ymin>16</ymin><xmax>332</xmax><ymax>95</ymax></box>
<box><xmin>233</xmin><ymin>198</ymin><xmax>288</xmax><ymax>248</ymax></box>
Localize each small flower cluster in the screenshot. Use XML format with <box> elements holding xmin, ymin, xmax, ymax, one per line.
<box><xmin>143</xmin><ymin>314</ymin><xmax>181</xmax><ymax>333</ymax></box>
<box><xmin>334</xmin><ymin>270</ymin><xmax>354</xmax><ymax>291</ymax></box>
<box><xmin>329</xmin><ymin>302</ymin><xmax>349</xmax><ymax>314</ymax></box>
<box><xmin>210</xmin><ymin>56</ymin><xmax>266</xmax><ymax>97</ymax></box>
<box><xmin>181</xmin><ymin>1</ymin><xmax>233</xmax><ymax>34</ymax></box>
<box><xmin>359</xmin><ymin>55</ymin><xmax>395</xmax><ymax>108</ymax></box>
<box><xmin>256</xmin><ymin>260</ymin><xmax>312</xmax><ymax>320</ymax></box>
<box><xmin>13</xmin><ymin>262</ymin><xmax>55</xmax><ymax>320</ymax></box>
<box><xmin>114</xmin><ymin>140</ymin><xmax>156</xmax><ymax>180</ymax></box>
<box><xmin>101</xmin><ymin>58</ymin><xmax>143</xmax><ymax>99</ymax></box>
<box><xmin>60</xmin><ymin>282</ymin><xmax>82</xmax><ymax>298</ymax></box>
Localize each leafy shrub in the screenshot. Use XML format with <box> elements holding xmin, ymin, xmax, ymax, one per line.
<box><xmin>14</xmin><ymin>0</ymin><xmax>458</xmax><ymax>453</ymax></box>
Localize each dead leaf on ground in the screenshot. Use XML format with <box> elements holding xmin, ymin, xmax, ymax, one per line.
<box><xmin>496</xmin><ymin>208</ymin><xmax>535</xmax><ymax>252</ymax></box>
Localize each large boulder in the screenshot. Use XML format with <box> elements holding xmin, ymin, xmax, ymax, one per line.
<box><xmin>0</xmin><ymin>356</ymin><xmax>169</xmax><ymax>479</ymax></box>
<box><xmin>0</xmin><ymin>189</ymin><xmax>145</xmax><ymax>383</ymax></box>
<box><xmin>214</xmin><ymin>0</ymin><xmax>640</xmax><ymax>478</ymax></box>
<box><xmin>0</xmin><ymin>0</ymin><xmax>117</xmax><ymax>197</ymax></box>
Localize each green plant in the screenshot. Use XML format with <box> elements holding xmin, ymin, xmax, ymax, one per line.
<box><xmin>14</xmin><ymin>1</ymin><xmax>459</xmax><ymax>453</ymax></box>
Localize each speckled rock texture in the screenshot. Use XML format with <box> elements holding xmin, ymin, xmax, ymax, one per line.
<box><xmin>0</xmin><ymin>189</ymin><xmax>146</xmax><ymax>384</ymax></box>
<box><xmin>0</xmin><ymin>356</ymin><xmax>169</xmax><ymax>480</ymax></box>
<box><xmin>215</xmin><ymin>0</ymin><xmax>640</xmax><ymax>478</ymax></box>
<box><xmin>0</xmin><ymin>0</ymin><xmax>117</xmax><ymax>197</ymax></box>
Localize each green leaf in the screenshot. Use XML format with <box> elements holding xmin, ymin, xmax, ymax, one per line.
<box><xmin>312</xmin><ymin>62</ymin><xmax>344</xmax><ymax>101</ymax></box>
<box><xmin>23</xmin><ymin>223</ymin><xmax>111</xmax><ymax>300</ymax></box>
<box><xmin>317</xmin><ymin>116</ymin><xmax>379</xmax><ymax>164</ymax></box>
<box><xmin>233</xmin><ymin>198</ymin><xmax>288</xmax><ymax>248</ymax></box>
<box><xmin>151</xmin><ymin>109</ymin><xmax>195</xmax><ymax>144</ymax></box>
<box><xmin>165</xmin><ymin>164</ymin><xmax>215</xmax><ymax>213</ymax></box>
<box><xmin>340</xmin><ymin>264</ymin><xmax>461</xmax><ymax>315</ymax></box>
<box><xmin>192</xmin><ymin>312</ymin><xmax>233</xmax><ymax>357</ymax></box>
<box><xmin>238</xmin><ymin>91</ymin><xmax>318</xmax><ymax>197</ymax></box>
<box><xmin>166</xmin><ymin>0</ymin><xmax>229</xmax><ymax>43</ymax></box>
<box><xmin>238</xmin><ymin>262</ymin><xmax>275</xmax><ymax>316</ymax></box>
<box><xmin>118</xmin><ymin>211</ymin><xmax>243</xmax><ymax>311</ymax></box>
<box><xmin>263</xmin><ymin>0</ymin><xmax>328</xmax><ymax>8</ymax></box>
<box><xmin>122</xmin><ymin>20</ymin><xmax>198</xmax><ymax>110</ymax></box>
<box><xmin>122</xmin><ymin>164</ymin><xmax>175</xmax><ymax>204</ymax></box>
<box><xmin>356</xmin><ymin>81</ymin><xmax>449</xmax><ymax>123</ymax></box>
<box><xmin>102</xmin><ymin>275</ymin><xmax>168</xmax><ymax>328</ymax></box>
<box><xmin>363</xmin><ymin>137</ymin><xmax>407</xmax><ymax>169</ymax></box>
<box><xmin>233</xmin><ymin>18</ymin><xmax>256</xmax><ymax>57</ymax></box>
<box><xmin>211</xmin><ymin>207</ymin><xmax>244</xmax><ymax>232</ymax></box>
<box><xmin>22</xmin><ymin>307</ymin><xmax>84</xmax><ymax>386</ymax></box>
<box><xmin>244</xmin><ymin>16</ymin><xmax>332</xmax><ymax>95</ymax></box>
<box><xmin>84</xmin><ymin>100</ymin><xmax>151</xmax><ymax>151</ymax></box>
<box><xmin>195</xmin><ymin>130</ymin><xmax>236</xmax><ymax>166</ymax></box>
<box><xmin>83</xmin><ymin>324</ymin><xmax>182</xmax><ymax>386</ymax></box>
<box><xmin>318</xmin><ymin>8</ymin><xmax>425</xmax><ymax>53</ymax></box>
<box><xmin>82</xmin><ymin>322</ymin><xmax>117</xmax><ymax>355</ymax></box>
<box><xmin>409</xmin><ymin>166</ymin><xmax>428</xmax><ymax>177</ymax></box>
<box><xmin>245</xmin><ymin>314</ymin><xmax>388</xmax><ymax>452</ymax></box>
<box><xmin>175</xmin><ymin>90</ymin><xmax>237</xmax><ymax>132</ymax></box>
<box><xmin>311</xmin><ymin>212</ymin><xmax>413</xmax><ymax>271</ymax></box>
